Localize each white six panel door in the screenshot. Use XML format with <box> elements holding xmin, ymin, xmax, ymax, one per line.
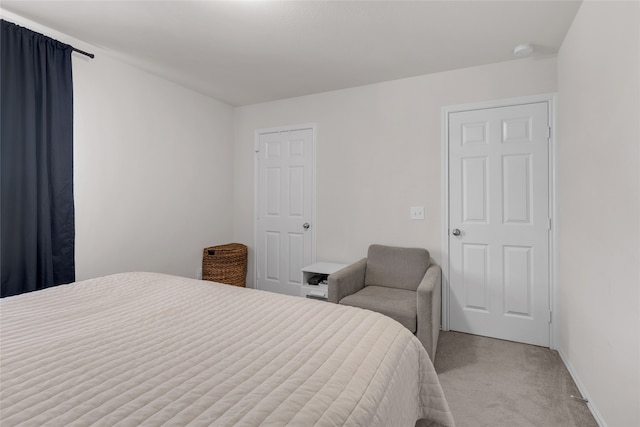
<box><xmin>448</xmin><ymin>102</ymin><xmax>550</xmax><ymax>346</ymax></box>
<box><xmin>256</xmin><ymin>127</ymin><xmax>314</xmax><ymax>296</ymax></box>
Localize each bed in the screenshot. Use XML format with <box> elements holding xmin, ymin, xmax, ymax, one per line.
<box><xmin>0</xmin><ymin>272</ymin><xmax>454</xmax><ymax>426</ymax></box>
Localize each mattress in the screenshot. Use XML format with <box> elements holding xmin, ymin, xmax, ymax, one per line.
<box><xmin>0</xmin><ymin>272</ymin><xmax>454</xmax><ymax>426</ymax></box>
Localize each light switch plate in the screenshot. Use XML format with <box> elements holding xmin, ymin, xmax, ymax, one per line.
<box><xmin>410</xmin><ymin>206</ymin><xmax>425</xmax><ymax>220</ymax></box>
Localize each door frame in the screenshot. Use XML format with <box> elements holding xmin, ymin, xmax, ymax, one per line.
<box><xmin>440</xmin><ymin>94</ymin><xmax>558</xmax><ymax>349</ymax></box>
<box><xmin>253</xmin><ymin>123</ymin><xmax>317</xmax><ymax>291</ymax></box>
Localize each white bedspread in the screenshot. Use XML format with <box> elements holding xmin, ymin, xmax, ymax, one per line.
<box><xmin>1</xmin><ymin>272</ymin><xmax>454</xmax><ymax>426</ymax></box>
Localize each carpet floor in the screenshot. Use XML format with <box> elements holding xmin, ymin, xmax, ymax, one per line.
<box><xmin>434</xmin><ymin>331</ymin><xmax>598</xmax><ymax>427</ymax></box>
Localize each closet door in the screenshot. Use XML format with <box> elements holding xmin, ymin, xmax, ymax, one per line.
<box><xmin>448</xmin><ymin>102</ymin><xmax>551</xmax><ymax>346</ymax></box>
<box><xmin>256</xmin><ymin>125</ymin><xmax>315</xmax><ymax>296</ymax></box>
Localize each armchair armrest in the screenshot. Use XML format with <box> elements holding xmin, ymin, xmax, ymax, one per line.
<box><xmin>328</xmin><ymin>258</ymin><xmax>367</xmax><ymax>304</ymax></box>
<box><xmin>416</xmin><ymin>264</ymin><xmax>442</xmax><ymax>361</ymax></box>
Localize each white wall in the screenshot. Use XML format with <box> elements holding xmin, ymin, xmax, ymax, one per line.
<box><xmin>557</xmin><ymin>2</ymin><xmax>640</xmax><ymax>426</ymax></box>
<box><xmin>234</xmin><ymin>57</ymin><xmax>557</xmax><ymax>287</ymax></box>
<box><xmin>2</xmin><ymin>10</ymin><xmax>236</xmax><ymax>281</ymax></box>
<box><xmin>73</xmin><ymin>54</ymin><xmax>234</xmax><ymax>281</ymax></box>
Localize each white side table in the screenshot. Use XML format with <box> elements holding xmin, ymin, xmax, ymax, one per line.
<box><xmin>301</xmin><ymin>262</ymin><xmax>348</xmax><ymax>301</ymax></box>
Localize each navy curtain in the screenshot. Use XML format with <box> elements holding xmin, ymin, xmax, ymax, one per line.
<box><xmin>1</xmin><ymin>20</ymin><xmax>75</xmax><ymax>297</ymax></box>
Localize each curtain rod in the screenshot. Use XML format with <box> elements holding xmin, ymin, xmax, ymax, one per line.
<box><xmin>1</xmin><ymin>19</ymin><xmax>95</xmax><ymax>58</ymax></box>
<box><xmin>72</xmin><ymin>47</ymin><xmax>94</xmax><ymax>59</ymax></box>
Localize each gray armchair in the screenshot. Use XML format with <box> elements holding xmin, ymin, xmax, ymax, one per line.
<box><xmin>328</xmin><ymin>244</ymin><xmax>442</xmax><ymax>361</ymax></box>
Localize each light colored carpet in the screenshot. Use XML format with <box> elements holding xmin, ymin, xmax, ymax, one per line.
<box><xmin>434</xmin><ymin>331</ymin><xmax>598</xmax><ymax>427</ymax></box>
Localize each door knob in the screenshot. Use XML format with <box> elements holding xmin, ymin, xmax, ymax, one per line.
<box><xmin>303</xmin><ymin>223</ymin><xmax>310</xmax><ymax>230</ymax></box>
<box><xmin>451</xmin><ymin>228</ymin><xmax>461</xmax><ymax>236</ymax></box>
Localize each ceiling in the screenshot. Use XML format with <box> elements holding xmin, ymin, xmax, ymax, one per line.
<box><xmin>1</xmin><ymin>1</ymin><xmax>581</xmax><ymax>106</ymax></box>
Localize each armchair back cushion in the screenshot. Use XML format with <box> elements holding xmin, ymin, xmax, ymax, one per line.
<box><xmin>364</xmin><ymin>245</ymin><xmax>430</xmax><ymax>291</ymax></box>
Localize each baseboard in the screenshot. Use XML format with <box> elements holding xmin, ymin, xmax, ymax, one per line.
<box><xmin>557</xmin><ymin>348</ymin><xmax>607</xmax><ymax>427</ymax></box>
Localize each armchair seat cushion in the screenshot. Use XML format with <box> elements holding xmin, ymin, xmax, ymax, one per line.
<box><xmin>339</xmin><ymin>286</ymin><xmax>417</xmax><ymax>333</ymax></box>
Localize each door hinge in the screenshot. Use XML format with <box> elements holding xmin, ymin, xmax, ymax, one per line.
<box><xmin>548</xmin><ymin>218</ymin><xmax>552</xmax><ymax>230</ymax></box>
<box><xmin>547</xmin><ymin>126</ymin><xmax>552</xmax><ymax>140</ymax></box>
<box><xmin>549</xmin><ymin>311</ymin><xmax>553</xmax><ymax>324</ymax></box>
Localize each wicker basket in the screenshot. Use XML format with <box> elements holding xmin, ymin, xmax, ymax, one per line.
<box><xmin>202</xmin><ymin>243</ymin><xmax>248</xmax><ymax>287</ymax></box>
